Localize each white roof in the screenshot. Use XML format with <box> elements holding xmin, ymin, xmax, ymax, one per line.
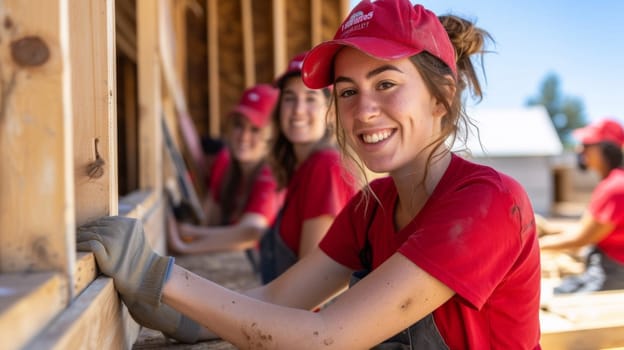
<box><xmin>461</xmin><ymin>106</ymin><xmax>563</xmax><ymax>157</ymax></box>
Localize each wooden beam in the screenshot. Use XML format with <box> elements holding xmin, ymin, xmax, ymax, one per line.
<box><xmin>272</xmin><ymin>0</ymin><xmax>286</xmax><ymax>77</ymax></box>
<box><xmin>206</xmin><ymin>0</ymin><xmax>220</xmax><ymax>137</ymax></box>
<box><xmin>310</xmin><ymin>0</ymin><xmax>322</xmax><ymax>46</ymax></box>
<box><xmin>0</xmin><ymin>273</ymin><xmax>66</xmax><ymax>350</ymax></box>
<box><xmin>241</xmin><ymin>0</ymin><xmax>255</xmax><ymax>87</ymax></box>
<box><xmin>137</xmin><ymin>0</ymin><xmax>163</xmax><ymax>191</ymax></box>
<box><xmin>26</xmin><ymin>277</ymin><xmax>140</xmax><ymax>350</ymax></box>
<box><xmin>541</xmin><ymin>290</ymin><xmax>624</xmax><ymax>349</ymax></box>
<box><xmin>174</xmin><ymin>0</ymin><xmax>189</xmax><ymax>96</ymax></box>
<box><xmin>0</xmin><ymin>0</ymin><xmax>75</xmax><ymax>278</ymax></box>
<box><xmin>70</xmin><ymin>0</ymin><xmax>118</xmax><ymax>227</ymax></box>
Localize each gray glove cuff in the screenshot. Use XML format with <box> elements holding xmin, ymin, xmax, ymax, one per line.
<box><xmin>163</xmin><ymin>314</ymin><xmax>201</xmax><ymax>344</ymax></box>
<box><xmin>137</xmin><ymin>256</ymin><xmax>175</xmax><ymax>306</ymax></box>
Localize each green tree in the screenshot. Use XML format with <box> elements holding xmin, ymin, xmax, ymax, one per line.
<box><xmin>526</xmin><ymin>73</ymin><xmax>587</xmax><ymax>147</ymax></box>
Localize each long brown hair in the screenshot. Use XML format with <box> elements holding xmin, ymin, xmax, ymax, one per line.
<box><xmin>218</xmin><ymin>115</ymin><xmax>271</xmax><ymax>223</ymax></box>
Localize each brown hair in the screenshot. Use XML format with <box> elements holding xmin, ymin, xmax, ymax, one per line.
<box><xmin>333</xmin><ymin>14</ymin><xmax>493</xmax><ymax>193</ymax></box>
<box><xmin>218</xmin><ymin>114</ymin><xmax>270</xmax><ymax>223</ymax></box>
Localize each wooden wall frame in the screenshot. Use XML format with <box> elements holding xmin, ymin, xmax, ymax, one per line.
<box><xmin>0</xmin><ymin>0</ymin><xmax>350</xmax><ymax>348</ymax></box>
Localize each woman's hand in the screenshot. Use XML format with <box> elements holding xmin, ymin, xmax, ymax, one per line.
<box><xmin>76</xmin><ymin>216</ymin><xmax>174</xmax><ymax>306</ymax></box>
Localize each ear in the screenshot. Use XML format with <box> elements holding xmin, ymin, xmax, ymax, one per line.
<box><xmin>432</xmin><ymin>76</ymin><xmax>456</xmax><ymax>118</ymax></box>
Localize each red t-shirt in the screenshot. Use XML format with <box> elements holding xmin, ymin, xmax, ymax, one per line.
<box><xmin>320</xmin><ymin>154</ymin><xmax>541</xmax><ymax>349</ymax></box>
<box><xmin>589</xmin><ymin>168</ymin><xmax>624</xmax><ymax>263</ymax></box>
<box><xmin>279</xmin><ymin>149</ymin><xmax>358</xmax><ymax>255</ymax></box>
<box><xmin>207</xmin><ymin>149</ymin><xmax>283</xmax><ymax>224</ymax></box>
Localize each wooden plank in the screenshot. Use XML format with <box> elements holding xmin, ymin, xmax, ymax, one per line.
<box><xmin>162</xmin><ymin>115</ymin><xmax>207</xmax><ymax>225</ymax></box>
<box><xmin>240</xmin><ymin>0</ymin><xmax>255</xmax><ymax>86</ymax></box>
<box><xmin>310</xmin><ymin>0</ymin><xmax>322</xmax><ymax>45</ymax></box>
<box><xmin>285</xmin><ymin>1</ymin><xmax>311</xmax><ymax>56</ymax></box>
<box><xmin>69</xmin><ymin>0</ymin><xmax>118</xmax><ymax>226</ymax></box>
<box><xmin>174</xmin><ymin>0</ymin><xmax>189</xmax><ymax>99</ymax></box>
<box><xmin>250</xmin><ymin>0</ymin><xmax>275</xmax><ymax>84</ymax></box>
<box><xmin>541</xmin><ymin>290</ymin><xmax>624</xmax><ymax>349</ymax></box>
<box><xmin>541</xmin><ymin>325</ymin><xmax>624</xmax><ymax>350</ymax></box>
<box><xmin>207</xmin><ymin>0</ymin><xmax>220</xmax><ymax>137</ymax></box>
<box><xmin>0</xmin><ymin>0</ymin><xmax>75</xmax><ymax>277</ymax></box>
<box><xmin>25</xmin><ymin>277</ymin><xmax>140</xmax><ymax>350</ymax></box>
<box><xmin>137</xmin><ymin>0</ymin><xmax>163</xmax><ymax>191</ymax></box>
<box><xmin>73</xmin><ymin>252</ymin><xmax>97</xmax><ymax>297</ymax></box>
<box><xmin>0</xmin><ymin>273</ymin><xmax>66</xmax><ymax>350</ymax></box>
<box><xmin>272</xmin><ymin>0</ymin><xmax>286</xmax><ymax>76</ymax></box>
<box><xmin>216</xmin><ymin>1</ymin><xmax>244</xmax><ymax>127</ymax></box>
<box><xmin>142</xmin><ymin>198</ymin><xmax>167</xmax><ymax>256</ymax></box>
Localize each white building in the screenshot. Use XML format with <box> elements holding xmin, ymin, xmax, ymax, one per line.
<box><xmin>460</xmin><ymin>106</ymin><xmax>563</xmax><ymax>215</ymax></box>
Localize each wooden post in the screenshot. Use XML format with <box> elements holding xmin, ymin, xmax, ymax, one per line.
<box><xmin>174</xmin><ymin>0</ymin><xmax>188</xmax><ymax>98</ymax></box>
<box><xmin>311</xmin><ymin>0</ymin><xmax>322</xmax><ymax>45</ymax></box>
<box><xmin>0</xmin><ymin>1</ymin><xmax>74</xmax><ymax>348</ymax></box>
<box><xmin>241</xmin><ymin>0</ymin><xmax>256</xmax><ymax>87</ymax></box>
<box><xmin>272</xmin><ymin>0</ymin><xmax>286</xmax><ymax>76</ymax></box>
<box><xmin>137</xmin><ymin>0</ymin><xmax>163</xmax><ymax>192</ymax></box>
<box><xmin>0</xmin><ymin>0</ymin><xmax>75</xmax><ymax>277</ymax></box>
<box><xmin>207</xmin><ymin>0</ymin><xmax>220</xmax><ymax>137</ymax></box>
<box><xmin>70</xmin><ymin>0</ymin><xmax>118</xmax><ymax>226</ymax></box>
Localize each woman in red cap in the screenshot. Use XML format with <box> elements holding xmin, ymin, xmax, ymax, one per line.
<box><xmin>541</xmin><ymin>118</ymin><xmax>624</xmax><ymax>293</ymax></box>
<box><xmin>167</xmin><ymin>84</ymin><xmax>284</xmax><ymax>262</ymax></box>
<box><xmin>77</xmin><ymin>0</ymin><xmax>541</xmax><ymax>348</ymax></box>
<box><xmin>255</xmin><ymin>51</ymin><xmax>358</xmax><ymax>284</ymax></box>
<box><xmin>170</xmin><ymin>53</ymin><xmax>357</xmax><ymax>284</ymax></box>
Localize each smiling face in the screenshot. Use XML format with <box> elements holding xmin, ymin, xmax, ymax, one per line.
<box><xmin>333</xmin><ymin>47</ymin><xmax>446</xmax><ymax>176</ymax></box>
<box><xmin>226</xmin><ymin>113</ymin><xmax>271</xmax><ymax>165</ymax></box>
<box><xmin>279</xmin><ymin>76</ymin><xmax>329</xmax><ymax>148</ymax></box>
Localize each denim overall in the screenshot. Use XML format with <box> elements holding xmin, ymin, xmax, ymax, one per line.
<box><xmin>554</xmin><ymin>246</ymin><xmax>624</xmax><ymax>294</ymax></box>
<box><xmin>351</xmin><ymin>203</ymin><xmax>449</xmax><ymax>350</ymax></box>
<box><xmin>259</xmin><ymin>208</ymin><xmax>298</xmax><ymax>284</ymax></box>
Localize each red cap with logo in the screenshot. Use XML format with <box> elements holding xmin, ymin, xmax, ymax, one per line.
<box><xmin>572</xmin><ymin>118</ymin><xmax>624</xmax><ymax>147</ymax></box>
<box><xmin>274</xmin><ymin>51</ymin><xmax>308</xmax><ymax>88</ymax></box>
<box><xmin>302</xmin><ymin>0</ymin><xmax>456</xmax><ymax>89</ymax></box>
<box><xmin>230</xmin><ymin>84</ymin><xmax>279</xmax><ymax>128</ymax></box>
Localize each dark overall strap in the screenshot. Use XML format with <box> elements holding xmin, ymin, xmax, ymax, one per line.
<box><xmin>358</xmin><ymin>201</ymin><xmax>379</xmax><ymax>272</ymax></box>
<box><xmin>352</xmin><ymin>201</ymin><xmax>449</xmax><ymax>350</ymax></box>
<box><xmin>259</xmin><ymin>207</ymin><xmax>298</xmax><ymax>284</ymax></box>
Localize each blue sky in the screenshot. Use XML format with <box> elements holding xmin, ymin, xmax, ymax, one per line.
<box><xmin>349</xmin><ymin>1</ymin><xmax>624</xmax><ymax>123</ymax></box>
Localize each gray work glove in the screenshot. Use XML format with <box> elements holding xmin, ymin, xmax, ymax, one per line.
<box><xmin>123</xmin><ymin>298</ymin><xmax>200</xmax><ymax>344</ymax></box>
<box><xmin>76</xmin><ymin>216</ymin><xmax>174</xmax><ymax>306</ymax></box>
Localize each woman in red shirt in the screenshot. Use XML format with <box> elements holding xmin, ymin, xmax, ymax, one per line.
<box><xmin>167</xmin><ymin>84</ymin><xmax>284</xmax><ymax>257</ymax></box>
<box><xmin>79</xmin><ymin>1</ymin><xmax>542</xmax><ymax>348</ymax></box>
<box><xmin>258</xmin><ymin>51</ymin><xmax>358</xmax><ymax>283</ymax></box>
<box><xmin>541</xmin><ymin>118</ymin><xmax>624</xmax><ymax>293</ymax></box>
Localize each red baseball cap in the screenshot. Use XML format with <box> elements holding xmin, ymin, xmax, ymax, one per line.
<box><xmin>572</xmin><ymin>118</ymin><xmax>624</xmax><ymax>147</ymax></box>
<box><xmin>302</xmin><ymin>0</ymin><xmax>456</xmax><ymax>89</ymax></box>
<box><xmin>274</xmin><ymin>51</ymin><xmax>307</xmax><ymax>88</ymax></box>
<box><xmin>230</xmin><ymin>84</ymin><xmax>279</xmax><ymax>128</ymax></box>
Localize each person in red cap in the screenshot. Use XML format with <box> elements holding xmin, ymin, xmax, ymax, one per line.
<box><xmin>76</xmin><ymin>1</ymin><xmax>541</xmax><ymax>348</ymax></box>
<box><xmin>540</xmin><ymin>118</ymin><xmax>624</xmax><ymax>293</ymax></box>
<box><xmin>167</xmin><ymin>84</ymin><xmax>284</xmax><ymax>262</ymax></box>
<box><xmin>253</xmin><ymin>51</ymin><xmax>358</xmax><ymax>284</ymax></box>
